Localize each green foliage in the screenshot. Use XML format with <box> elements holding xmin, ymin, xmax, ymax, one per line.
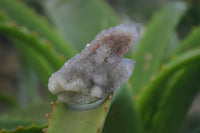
<box><xmin>0</xmin><ymin>116</ymin><xmax>42</xmax><ymax>130</ymax></box>
<box><xmin>175</xmin><ymin>26</ymin><xmax>200</xmax><ymax>54</ymax></box>
<box><xmin>46</xmin><ymin>97</ymin><xmax>112</xmax><ymax>133</ymax></box>
<box><xmin>138</xmin><ymin>49</ymin><xmax>200</xmax><ymax>130</ymax></box>
<box><xmin>149</xmin><ymin>63</ymin><xmax>200</xmax><ymax>133</ymax></box>
<box><xmin>130</xmin><ymin>2</ymin><xmax>187</xmax><ymax>96</ymax></box>
<box><xmin>0</xmin><ymin>112</ymin><xmax>47</xmax><ymax>133</ymax></box>
<box><xmin>0</xmin><ymin>22</ymin><xmax>63</xmax><ymax>70</ymax></box>
<box><xmin>41</xmin><ymin>0</ymin><xmax>120</xmax><ymax>51</ymax></box>
<box><xmin>0</xmin><ymin>0</ymin><xmax>200</xmax><ymax>133</ymax></box>
<box><xmin>0</xmin><ymin>124</ymin><xmax>44</xmax><ymax>133</ymax></box>
<box><xmin>7</xmin><ymin>102</ymin><xmax>52</xmax><ymax>126</ymax></box>
<box><xmin>103</xmin><ymin>84</ymin><xmax>143</xmax><ymax>133</ymax></box>
<box><xmin>0</xmin><ymin>92</ymin><xmax>18</xmax><ymax>108</ymax></box>
<box><xmin>0</xmin><ymin>0</ymin><xmax>76</xmax><ymax>59</ymax></box>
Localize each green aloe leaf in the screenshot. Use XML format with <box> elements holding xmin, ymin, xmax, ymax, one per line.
<box><xmin>0</xmin><ymin>91</ymin><xmax>18</xmax><ymax>108</ymax></box>
<box><xmin>0</xmin><ymin>116</ymin><xmax>41</xmax><ymax>130</ymax></box>
<box><xmin>17</xmin><ymin>49</ymin><xmax>43</xmax><ymax>105</ymax></box>
<box><xmin>137</xmin><ymin>48</ymin><xmax>200</xmax><ymax>129</ymax></box>
<box><xmin>46</xmin><ymin>96</ymin><xmax>113</xmax><ymax>133</ymax></box>
<box><xmin>174</xmin><ymin>25</ymin><xmax>200</xmax><ymax>55</ymax></box>
<box><xmin>0</xmin><ymin>115</ymin><xmax>46</xmax><ymax>133</ymax></box>
<box><xmin>13</xmin><ymin>39</ymin><xmax>54</xmax><ymax>86</ymax></box>
<box><xmin>0</xmin><ymin>124</ymin><xmax>44</xmax><ymax>133</ymax></box>
<box><xmin>6</xmin><ymin>103</ymin><xmax>51</xmax><ymax>126</ymax></box>
<box><xmin>148</xmin><ymin>63</ymin><xmax>200</xmax><ymax>133</ymax></box>
<box><xmin>163</xmin><ymin>32</ymin><xmax>180</xmax><ymax>61</ymax></box>
<box><xmin>0</xmin><ymin>22</ymin><xmax>63</xmax><ymax>70</ymax></box>
<box><xmin>103</xmin><ymin>83</ymin><xmax>143</xmax><ymax>133</ymax></box>
<box><xmin>130</xmin><ymin>2</ymin><xmax>187</xmax><ymax>96</ymax></box>
<box><xmin>42</xmin><ymin>0</ymin><xmax>120</xmax><ymax>51</ymax></box>
<box><xmin>15</xmin><ymin>39</ymin><xmax>56</xmax><ymax>100</ymax></box>
<box><xmin>146</xmin><ymin>25</ymin><xmax>200</xmax><ymax>133</ymax></box>
<box><xmin>0</xmin><ymin>12</ymin><xmax>57</xmax><ymax>90</ymax></box>
<box><xmin>0</xmin><ymin>0</ymin><xmax>76</xmax><ymax>59</ymax></box>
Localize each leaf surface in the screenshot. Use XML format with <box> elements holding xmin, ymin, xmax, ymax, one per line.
<box><xmin>0</xmin><ymin>116</ymin><xmax>46</xmax><ymax>133</ymax></box>
<box><xmin>0</xmin><ymin>0</ymin><xmax>76</xmax><ymax>59</ymax></box>
<box><xmin>42</xmin><ymin>0</ymin><xmax>120</xmax><ymax>51</ymax></box>
<box><xmin>137</xmin><ymin>48</ymin><xmax>200</xmax><ymax>128</ymax></box>
<box><xmin>148</xmin><ymin>63</ymin><xmax>200</xmax><ymax>133</ymax></box>
<box><xmin>46</xmin><ymin>96</ymin><xmax>113</xmax><ymax>133</ymax></box>
<box><xmin>130</xmin><ymin>2</ymin><xmax>187</xmax><ymax>95</ymax></box>
<box><xmin>103</xmin><ymin>84</ymin><xmax>143</xmax><ymax>133</ymax></box>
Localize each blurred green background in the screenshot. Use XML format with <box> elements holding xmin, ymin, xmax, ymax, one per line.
<box><xmin>0</xmin><ymin>0</ymin><xmax>200</xmax><ymax>133</ymax></box>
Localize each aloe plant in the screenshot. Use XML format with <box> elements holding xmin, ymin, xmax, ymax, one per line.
<box><xmin>0</xmin><ymin>0</ymin><xmax>200</xmax><ymax>133</ymax></box>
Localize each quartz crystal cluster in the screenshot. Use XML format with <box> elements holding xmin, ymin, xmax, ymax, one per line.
<box><xmin>48</xmin><ymin>24</ymin><xmax>140</xmax><ymax>105</ymax></box>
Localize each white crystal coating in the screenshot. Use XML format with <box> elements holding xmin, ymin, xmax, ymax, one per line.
<box><xmin>48</xmin><ymin>24</ymin><xmax>140</xmax><ymax>104</ymax></box>
<box><xmin>90</xmin><ymin>86</ymin><xmax>103</xmax><ymax>98</ymax></box>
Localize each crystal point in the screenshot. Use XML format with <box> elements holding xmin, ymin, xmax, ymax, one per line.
<box><xmin>48</xmin><ymin>24</ymin><xmax>140</xmax><ymax>105</ymax></box>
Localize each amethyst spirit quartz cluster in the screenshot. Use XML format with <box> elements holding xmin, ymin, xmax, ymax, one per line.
<box><xmin>48</xmin><ymin>24</ymin><xmax>140</xmax><ymax>108</ymax></box>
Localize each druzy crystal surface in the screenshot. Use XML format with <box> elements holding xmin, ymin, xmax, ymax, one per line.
<box><xmin>48</xmin><ymin>24</ymin><xmax>140</xmax><ymax>104</ymax></box>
